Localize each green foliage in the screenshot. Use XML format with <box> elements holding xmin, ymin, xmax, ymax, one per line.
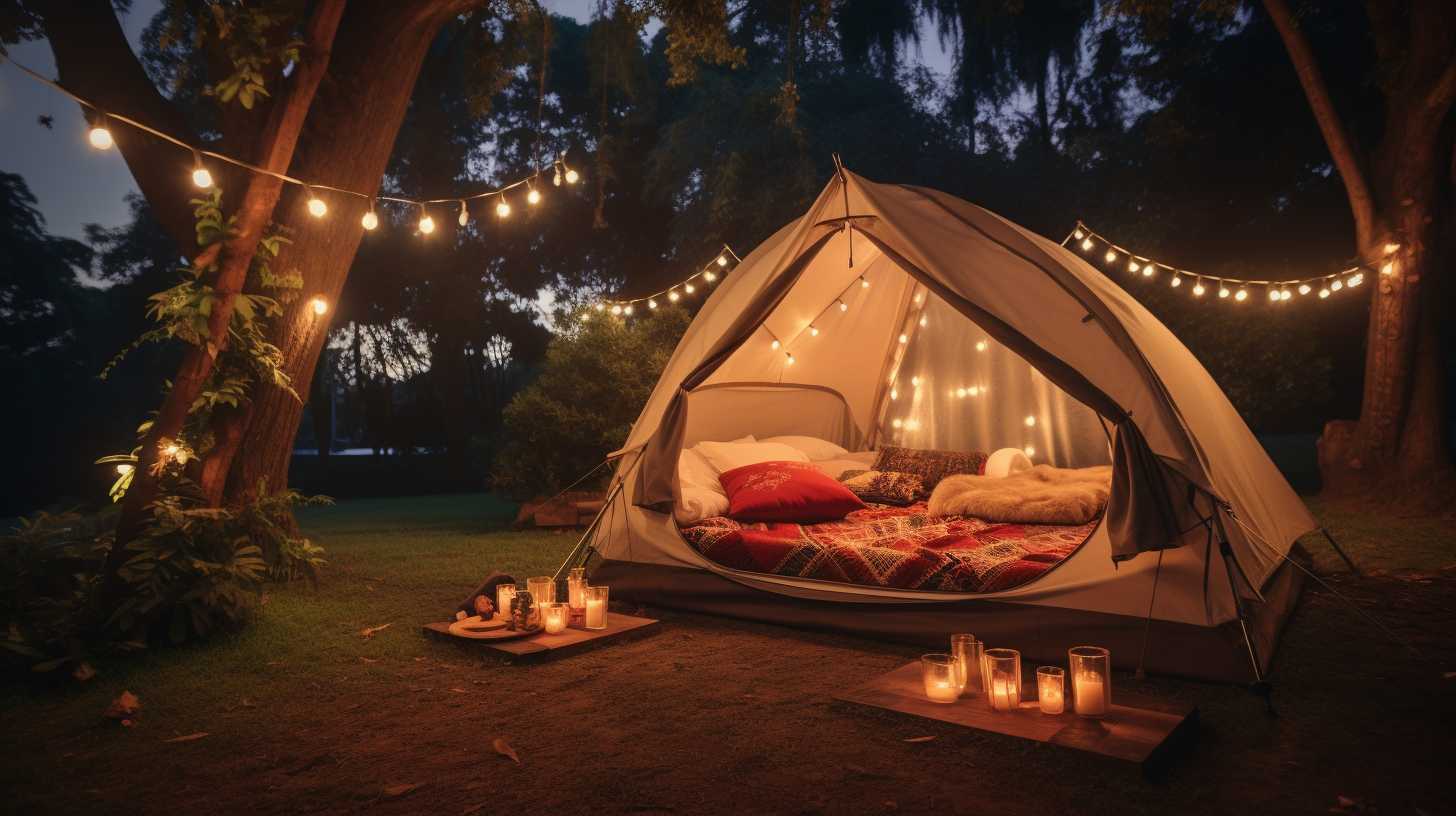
<box><xmin>493</xmin><ymin>306</ymin><xmax>692</xmax><ymax>497</ymax></box>
<box><xmin>0</xmin><ymin>511</ymin><xmax>114</xmax><ymax>674</ymax></box>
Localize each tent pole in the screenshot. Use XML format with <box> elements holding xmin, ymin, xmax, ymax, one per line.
<box><xmin>1319</xmin><ymin>528</ymin><xmax>1361</xmax><ymax>576</ymax></box>
<box><xmin>1134</xmin><ymin>550</ymin><xmax>1165</xmax><ymax>681</ymax></box>
<box><xmin>1215</xmin><ymin>524</ymin><xmax>1277</xmax><ymax>715</ymax></box>
<box><xmin>552</xmin><ymin>479</ymin><xmax>623</xmax><ymax>582</ymax></box>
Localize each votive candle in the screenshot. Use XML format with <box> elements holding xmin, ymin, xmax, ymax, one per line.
<box><xmin>1068</xmin><ymin>645</ymin><xmax>1112</xmax><ymax>718</ymax></box>
<box><xmin>527</xmin><ymin>575</ymin><xmax>555</xmax><ymax>605</ymax></box>
<box><xmin>983</xmin><ymin>648</ymin><xmax>1021</xmax><ymax>712</ymax></box>
<box><xmin>920</xmin><ymin>653</ymin><xmax>960</xmax><ymax>703</ymax></box>
<box><xmin>541</xmin><ymin>602</ymin><xmax>569</xmax><ymax>635</ymax></box>
<box><xmin>567</xmin><ymin>567</ymin><xmax>587</xmax><ymax>609</ymax></box>
<box><xmin>584</xmin><ymin>585</ymin><xmax>609</xmax><ymax>630</ymax></box>
<box><xmin>1036</xmin><ymin>666</ymin><xmax>1065</xmax><ymax>715</ymax></box>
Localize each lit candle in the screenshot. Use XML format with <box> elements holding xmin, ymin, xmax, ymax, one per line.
<box><xmin>495</xmin><ymin>584</ymin><xmax>516</xmax><ymax>619</ymax></box>
<box><xmin>1037</xmin><ymin>667</ymin><xmax>1065</xmax><ymax>715</ymax></box>
<box><xmin>924</xmin><ymin>678</ymin><xmax>960</xmax><ymax>703</ymax></box>
<box><xmin>990</xmin><ymin>677</ymin><xmax>1019</xmax><ymax>711</ymax></box>
<box><xmin>568</xmin><ymin>569</ymin><xmax>586</xmax><ymax>609</ymax></box>
<box><xmin>541</xmin><ymin>603</ymin><xmax>568</xmax><ymax>635</ymax></box>
<box><xmin>1073</xmin><ymin>671</ymin><xmax>1107</xmax><ymax>716</ymax></box>
<box><xmin>584</xmin><ymin>585</ymin><xmax>609</xmax><ymax>630</ymax></box>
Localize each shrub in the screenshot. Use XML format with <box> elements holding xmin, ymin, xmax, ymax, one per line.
<box><xmin>493</xmin><ymin>305</ymin><xmax>691</xmax><ymax>498</ymax></box>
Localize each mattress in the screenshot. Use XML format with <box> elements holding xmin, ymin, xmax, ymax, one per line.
<box><xmin>680</xmin><ymin>503</ymin><xmax>1098</xmax><ymax>593</ymax></box>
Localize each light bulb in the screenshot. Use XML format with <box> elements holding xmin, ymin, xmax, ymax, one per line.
<box><xmin>968</xmin><ymin>386</ymin><xmax>980</xmax><ymax>397</ymax></box>
<box><xmin>310</xmin><ymin>296</ymin><xmax>328</xmax><ymax>315</ymax></box>
<box><xmin>911</xmin><ymin>376</ymin><xmax>921</xmax><ymax>387</ymax></box>
<box><xmin>892</xmin><ymin>418</ymin><xmax>903</xmax><ymax>429</ymax></box>
<box><xmin>553</xmin><ymin>167</ymin><xmax>563</xmax><ymax>186</ymax></box>
<box><xmin>770</xmin><ymin>339</ymin><xmax>781</xmax><ymax>350</ymax></box>
<box><xmin>898</xmin><ymin>333</ymin><xmax>908</xmax><ymax>344</ymax></box>
<box><xmin>162</xmin><ymin>443</ymin><xmax>180</xmax><ymax>458</ymax></box>
<box><xmin>1024</xmin><ymin>415</ymin><xmax>1036</xmax><ymax>427</ymax></box>
<box><xmin>419</xmin><ymin>214</ymin><xmax>436</xmax><ymax>234</ymax></box>
<box><xmin>684</xmin><ymin>283</ymin><xmax>695</xmax><ymax>294</ymax></box>
<box><xmin>669</xmin><ymin>291</ymin><xmax>680</xmax><ymax>302</ymax></box>
<box><xmin>919</xmin><ymin>316</ymin><xmax>928</xmax><ymax>327</ymax></box>
<box><xmin>1235</xmin><ymin>289</ymin><xmax>1248</xmax><ymax>301</ymax></box>
<box><xmin>1330</xmin><ymin>280</ymin><xmax>1343</xmax><ymax>292</ymax></box>
<box><xmin>1104</xmin><ymin>249</ymin><xmax>1117</xmax><ymax>263</ymax></box>
<box><xmin>717</xmin><ymin>254</ymin><xmax>728</xmax><ymax>267</ymax></box>
<box><xmin>1383</xmin><ymin>242</ymin><xmax>1400</xmax><ymax>255</ymax></box>
<box><xmin>1348</xmin><ymin>273</ymin><xmax>1363</xmax><ymax>287</ymax></box>
<box><xmin>809</xmin><ymin>325</ymin><xmax>819</xmax><ymax>336</ymax></box>
<box><xmin>459</xmin><ymin>201</ymin><xmax>469</xmax><ymax>226</ymax></box>
<box><xmin>785</xmin><ymin>353</ymin><xmax>795</xmax><ymax>366</ymax></box>
<box><xmin>890</xmin><ymin>389</ymin><xmax>899</xmax><ymax>401</ymax></box>
<box><xmin>975</xmin><ymin>340</ymin><xmax>987</xmax><ymax>352</ymax></box>
<box><xmin>1142</xmin><ymin>265</ymin><xmax>1154</xmax><ymax>278</ymax></box>
<box><xmin>1128</xmin><ymin>261</ymin><xmax>1140</xmax><ymax>273</ymax></box>
<box><xmin>1298</xmin><ymin>284</ymin><xmax>1311</xmax><ymax>295</ymax></box>
<box><xmin>838</xmin><ymin>300</ymin><xmax>848</xmax><ymax>312</ymax></box>
<box><xmin>192</xmin><ymin>167</ymin><xmax>213</xmax><ymax>188</ymax></box>
<box><xmin>1281</xmin><ymin>289</ymin><xmax>1292</xmax><ymax>301</ymax></box>
<box><xmin>1073</xmin><ymin>228</ymin><xmax>1085</xmax><ymax>239</ymax></box>
<box><xmin>307</xmin><ymin>195</ymin><xmax>328</xmax><ymax>218</ymax></box>
<box><xmin>956</xmin><ymin>388</ymin><xmax>967</xmax><ymax>398</ymax></box>
<box><xmin>88</xmin><ymin>125</ymin><xmax>113</xmax><ymax>149</ymax></box>
<box><xmin>1023</xmin><ymin>445</ymin><xmax>1035</xmax><ymax>457</ymax></box>
<box><xmin>648</xmin><ymin>299</ymin><xmax>658</xmax><ymax>309</ymax></box>
<box><xmin>115</xmin><ymin>463</ymin><xmax>133</xmax><ymax>475</ymax></box>
<box><xmin>624</xmin><ymin>305</ymin><xmax>633</xmax><ymax>316</ymax></box>
<box><xmin>860</xmin><ymin>276</ymin><xmax>870</xmax><ymax>289</ymax></box>
<box><xmin>361</xmin><ymin>210</ymin><xmax>379</xmax><ymax>230</ymax></box>
<box><xmin>496</xmin><ymin>198</ymin><xmax>511</xmax><ymax>218</ymax></box>
<box><xmin>594</xmin><ymin>303</ymin><xmax>605</xmax><ymax>312</ymax></box>
<box><xmin>564</xmin><ymin>168</ymin><xmax>579</xmax><ymax>184</ymax></box>
<box><xmin>610</xmin><ymin>304</ymin><xmax>622</xmax><ymax>315</ymax></box>
<box><xmin>1170</xmin><ymin>275</ymin><xmax>1181</xmax><ymax>288</ymax></box>
<box><xmin>704</xmin><ymin>270</ymin><xmax>717</xmax><ymax>283</ymax></box>
<box><xmin>1080</xmin><ymin>238</ymin><xmax>1093</xmax><ymax>251</ymax></box>
<box><xmin>1193</xmin><ymin>283</ymin><xmax>1206</xmax><ymax>296</ymax></box>
<box><xmin>1380</xmin><ymin>261</ymin><xmax>1395</xmax><ymax>275</ymax></box>
<box><xmin>1219</xmin><ymin>287</ymin><xmax>1231</xmax><ymax>299</ymax></box>
<box><xmin>527</xmin><ymin>188</ymin><xmax>542</xmax><ymax>205</ymax></box>
<box><xmin>1268</xmin><ymin>289</ymin><xmax>1281</xmax><ymax>302</ymax></box>
<box><xmin>1319</xmin><ymin>288</ymin><xmax>1331</xmax><ymax>298</ymax></box>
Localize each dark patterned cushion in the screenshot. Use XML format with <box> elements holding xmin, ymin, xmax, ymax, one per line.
<box><xmin>838</xmin><ymin>470</ymin><xmax>924</xmax><ymax>506</ymax></box>
<box><xmin>871</xmin><ymin>446</ymin><xmax>988</xmax><ymax>494</ymax></box>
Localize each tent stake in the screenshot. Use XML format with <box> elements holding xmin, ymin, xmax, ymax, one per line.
<box><xmin>1319</xmin><ymin>528</ymin><xmax>1361</xmax><ymax>576</ymax></box>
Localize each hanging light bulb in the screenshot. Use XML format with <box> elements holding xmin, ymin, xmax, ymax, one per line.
<box><xmin>594</xmin><ymin>303</ymin><xmax>605</xmax><ymax>312</ymax></box>
<box><xmin>919</xmin><ymin>316</ymin><xmax>928</xmax><ymax>328</ymax></box>
<box><xmin>191</xmin><ymin>151</ymin><xmax>213</xmax><ymax>188</ymax></box>
<box><xmin>911</xmin><ymin>375</ymin><xmax>921</xmax><ymax>387</ymax></box>
<box><xmin>1193</xmin><ymin>281</ymin><xmax>1206</xmax><ymax>296</ymax></box>
<box><xmin>1104</xmin><ymin>249</ymin><xmax>1118</xmax><ymax>264</ymax></box>
<box><xmin>496</xmin><ymin>195</ymin><xmax>511</xmax><ymax>218</ymax></box>
<box><xmin>1319</xmin><ymin>287</ymin><xmax>1331</xmax><ymax>298</ymax></box>
<box><xmin>565</xmin><ymin>167</ymin><xmax>580</xmax><ymax>184</ymax></box>
<box><xmin>1024</xmin><ymin>415</ymin><xmax>1036</xmax><ymax>427</ymax></box>
<box><xmin>703</xmin><ymin>270</ymin><xmax>717</xmax><ymax>283</ymax></box>
<box><xmin>1128</xmin><ymin>260</ymin><xmax>1141</xmax><ymax>274</ymax></box>
<box><xmin>809</xmin><ymin>325</ymin><xmax>819</xmax><ymax>337</ymax></box>
<box><xmin>669</xmin><ymin>290</ymin><xmax>680</xmax><ymax>302</ymax></box>
<box><xmin>975</xmin><ymin>340</ymin><xmax>988</xmax><ymax>352</ymax></box>
<box><xmin>458</xmin><ymin>200</ymin><xmax>469</xmax><ymax>226</ymax></box>
<box><xmin>306</xmin><ymin>188</ymin><xmax>328</xmax><ymax>218</ymax></box>
<box><xmin>648</xmin><ymin>299</ymin><xmax>658</xmax><ymax>310</ymax></box>
<box><xmin>860</xmin><ymin>276</ymin><xmax>870</xmax><ymax>289</ymax></box>
<box><xmin>890</xmin><ymin>388</ymin><xmax>899</xmax><ymax>401</ymax></box>
<box><xmin>1080</xmin><ymin>237</ymin><xmax>1094</xmax><ymax>251</ymax></box>
<box><xmin>624</xmin><ymin>304</ymin><xmax>634</xmax><ymax>316</ymax></box>
<box><xmin>838</xmin><ymin>300</ymin><xmax>848</xmax><ymax>312</ymax></box>
<box><xmin>361</xmin><ymin>201</ymin><xmax>379</xmax><ymax>231</ymax></box>
<box><xmin>87</xmin><ymin>115</ymin><xmax>113</xmax><ymax>149</ymax></box>
<box><xmin>553</xmin><ymin>164</ymin><xmax>563</xmax><ymax>186</ymax></box>
<box><xmin>684</xmin><ymin>283</ymin><xmax>695</xmax><ymax>294</ymax></box>
<box><xmin>770</xmin><ymin>338</ymin><xmax>781</xmax><ymax>350</ymax></box>
<box><xmin>1348</xmin><ymin>273</ymin><xmax>1364</xmax><ymax>287</ymax></box>
<box><xmin>717</xmin><ymin>254</ymin><xmax>729</xmax><ymax>267</ymax></box>
<box><xmin>1170</xmin><ymin>275</ymin><xmax>1181</xmax><ymax>288</ymax></box>
<box><xmin>956</xmin><ymin>388</ymin><xmax>967</xmax><ymax>398</ymax></box>
<box><xmin>968</xmin><ymin>386</ymin><xmax>980</xmax><ymax>397</ymax></box>
<box><xmin>1073</xmin><ymin>228</ymin><xmax>1085</xmax><ymax>240</ymax></box>
<box><xmin>892</xmin><ymin>418</ymin><xmax>903</xmax><ymax>429</ymax></box>
<box><xmin>1268</xmin><ymin>288</ymin><xmax>1281</xmax><ymax>302</ymax></box>
<box><xmin>1023</xmin><ymin>445</ymin><xmax>1035</xmax><ymax>457</ymax></box>
<box><xmin>1235</xmin><ymin>288</ymin><xmax>1248</xmax><ymax>302</ymax></box>
<box><xmin>1281</xmin><ymin>289</ymin><xmax>1292</xmax><ymax>301</ymax></box>
<box><xmin>1142</xmin><ymin>265</ymin><xmax>1154</xmax><ymax>278</ymax></box>
<box><xmin>418</xmin><ymin>206</ymin><xmax>436</xmax><ymax>235</ymax></box>
<box><xmin>310</xmin><ymin>296</ymin><xmax>328</xmax><ymax>315</ymax></box>
<box><xmin>1298</xmin><ymin>283</ymin><xmax>1311</xmax><ymax>295</ymax></box>
<box><xmin>1330</xmin><ymin>279</ymin><xmax>1343</xmax><ymax>292</ymax></box>
<box><xmin>785</xmin><ymin>353</ymin><xmax>795</xmax><ymax>366</ymax></box>
<box><xmin>1218</xmin><ymin>286</ymin><xmax>1231</xmax><ymax>299</ymax></box>
<box><xmin>898</xmin><ymin>333</ymin><xmax>908</xmax><ymax>344</ymax></box>
<box><xmin>611</xmin><ymin>304</ymin><xmax>623</xmax><ymax>316</ymax></box>
<box><xmin>527</xmin><ymin>186</ymin><xmax>542</xmax><ymax>206</ymax></box>
<box><xmin>1383</xmin><ymin>242</ymin><xmax>1400</xmax><ymax>255</ymax></box>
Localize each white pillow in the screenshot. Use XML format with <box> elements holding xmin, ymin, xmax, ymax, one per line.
<box><xmin>812</xmin><ymin>458</ymin><xmax>871</xmax><ymax>480</ymax></box>
<box><xmin>674</xmin><ymin>436</ymin><xmax>754</xmax><ymax>525</ymax></box>
<box><xmin>984</xmin><ymin>447</ymin><xmax>1033</xmax><ymax>478</ymax></box>
<box><xmin>760</xmin><ymin>435</ymin><xmax>850</xmax><ymax>461</ymax></box>
<box><xmin>694</xmin><ymin>440</ymin><xmax>810</xmax><ymax>475</ymax></box>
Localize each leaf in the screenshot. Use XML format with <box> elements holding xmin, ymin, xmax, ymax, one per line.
<box><xmin>104</xmin><ymin>690</ymin><xmax>142</xmax><ymax>720</ymax></box>
<box><xmin>492</xmin><ymin>737</ymin><xmax>521</xmax><ymax>766</ymax></box>
<box><xmin>163</xmin><ymin>732</ymin><xmax>209</xmax><ymax>743</ymax></box>
<box><xmin>383</xmin><ymin>783</ymin><xmax>421</xmax><ymax>798</ymax></box>
<box><xmin>360</xmin><ymin>623</ymin><xmax>392</xmax><ymax>639</ymax></box>
<box><xmin>902</xmin><ymin>736</ymin><xmax>937</xmax><ymax>743</ymax></box>
<box><xmin>72</xmin><ymin>662</ymin><xmax>96</xmax><ymax>682</ymax></box>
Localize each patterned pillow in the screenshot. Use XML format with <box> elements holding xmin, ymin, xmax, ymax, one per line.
<box><xmin>871</xmin><ymin>446</ymin><xmax>988</xmax><ymax>493</ymax></box>
<box><xmin>838</xmin><ymin>470</ymin><xmax>924</xmax><ymax>506</ymax></box>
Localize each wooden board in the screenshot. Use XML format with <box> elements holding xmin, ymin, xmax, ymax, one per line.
<box><xmin>834</xmin><ymin>662</ymin><xmax>1197</xmax><ymax>769</ymax></box>
<box><xmin>423</xmin><ymin>612</ymin><xmax>659</xmax><ymax>663</ymax></box>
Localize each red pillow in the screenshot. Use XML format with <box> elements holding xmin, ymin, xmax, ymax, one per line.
<box><xmin>719</xmin><ymin>460</ymin><xmax>866</xmax><ymax>523</ymax></box>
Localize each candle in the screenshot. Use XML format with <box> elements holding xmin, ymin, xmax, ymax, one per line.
<box><xmin>584</xmin><ymin>585</ymin><xmax>609</xmax><ymax>630</ymax></box>
<box><xmin>568</xmin><ymin>568</ymin><xmax>586</xmax><ymax>610</ymax></box>
<box><xmin>1037</xmin><ymin>667</ymin><xmax>1065</xmax><ymax>715</ymax></box>
<box><xmin>1073</xmin><ymin>671</ymin><xmax>1107</xmax><ymax>716</ymax></box>
<box><xmin>924</xmin><ymin>678</ymin><xmax>960</xmax><ymax>703</ymax></box>
<box><xmin>541</xmin><ymin>602</ymin><xmax>568</xmax><ymax>634</ymax></box>
<box><xmin>527</xmin><ymin>576</ymin><xmax>555</xmax><ymax>605</ymax></box>
<box><xmin>982</xmin><ymin>648</ymin><xmax>1021</xmax><ymax>712</ymax></box>
<box><xmin>990</xmin><ymin>677</ymin><xmax>1019</xmax><ymax>711</ymax></box>
<box><xmin>495</xmin><ymin>584</ymin><xmax>517</xmax><ymax>619</ymax></box>
<box><xmin>919</xmin><ymin>653</ymin><xmax>959</xmax><ymax>704</ymax></box>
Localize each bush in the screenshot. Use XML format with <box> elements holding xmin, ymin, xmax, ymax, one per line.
<box><xmin>493</xmin><ymin>305</ymin><xmax>691</xmax><ymax>498</ymax></box>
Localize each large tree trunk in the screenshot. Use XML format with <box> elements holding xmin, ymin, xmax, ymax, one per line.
<box><xmin>1263</xmin><ymin>0</ymin><xmax>1456</xmax><ymax>503</ymax></box>
<box><xmin>199</xmin><ymin>0</ymin><xmax>483</xmax><ymax>506</ymax></box>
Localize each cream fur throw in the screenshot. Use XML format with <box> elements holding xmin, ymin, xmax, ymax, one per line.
<box><xmin>928</xmin><ymin>465</ymin><xmax>1112</xmax><ymax>525</ymax></box>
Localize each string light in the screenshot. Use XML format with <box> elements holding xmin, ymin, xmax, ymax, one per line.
<box><xmin>495</xmin><ymin>195</ymin><xmax>511</xmax><ymax>218</ymax></box>
<box><xmin>306</xmin><ymin>187</ymin><xmax>327</xmax><ymax>218</ymax></box>
<box><xmin>1330</xmin><ymin>279</ymin><xmax>1343</xmax><ymax>292</ymax></box>
<box><xmin>1193</xmin><ymin>280</ymin><xmax>1205</xmax><ymax>296</ymax></box>
<box><xmin>1104</xmin><ymin>249</ymin><xmax>1118</xmax><ymax>264</ymax></box>
<box><xmin>809</xmin><ymin>325</ymin><xmax>819</xmax><ymax>336</ymax></box>
<box><xmin>361</xmin><ymin>201</ymin><xmax>379</xmax><ymax>231</ymax></box>
<box><xmin>860</xmin><ymin>276</ymin><xmax>870</xmax><ymax>289</ymax></box>
<box><xmin>88</xmin><ymin>116</ymin><xmax>113</xmax><ymax>149</ymax></box>
<box><xmin>838</xmin><ymin>300</ymin><xmax>848</xmax><ymax>312</ymax></box>
<box><xmin>1319</xmin><ymin>288</ymin><xmax>1331</xmax><ymax>299</ymax></box>
<box><xmin>1218</xmin><ymin>286</ymin><xmax>1231</xmax><ymax>299</ymax></box>
<box><xmin>623</xmin><ymin>305</ymin><xmax>633</xmax><ymax>316</ymax></box>
<box><xmin>975</xmin><ymin>340</ymin><xmax>987</xmax><ymax>352</ymax></box>
<box><xmin>310</xmin><ymin>296</ymin><xmax>328</xmax><ymax>315</ymax></box>
<box><xmin>1383</xmin><ymin>242</ymin><xmax>1400</xmax><ymax>255</ymax></box>
<box><xmin>717</xmin><ymin>254</ymin><xmax>729</xmax><ymax>267</ymax></box>
<box><xmin>1073</xmin><ymin>228</ymin><xmax>1085</xmax><ymax>240</ymax></box>
<box><xmin>648</xmin><ymin>298</ymin><xmax>658</xmax><ymax>310</ymax></box>
<box><xmin>418</xmin><ymin>205</ymin><xmax>435</xmax><ymax>235</ymax></box>
<box><xmin>668</xmin><ymin>290</ymin><xmax>680</xmax><ymax>302</ymax></box>
<box><xmin>1023</xmin><ymin>445</ymin><xmax>1035</xmax><ymax>457</ymax></box>
<box><xmin>1024</xmin><ymin>415</ymin><xmax>1036</xmax><ymax>427</ymax></box>
<box><xmin>785</xmin><ymin>353</ymin><xmax>795</xmax><ymax>366</ymax></box>
<box><xmin>564</xmin><ymin>167</ymin><xmax>580</xmax><ymax>184</ymax></box>
<box><xmin>1170</xmin><ymin>275</ymin><xmax>1181</xmax><ymax>288</ymax></box>
<box><xmin>1380</xmin><ymin>261</ymin><xmax>1395</xmax><ymax>276</ymax></box>
<box><xmin>596</xmin><ymin>245</ymin><xmax>738</xmax><ymax>312</ymax></box>
<box><xmin>898</xmin><ymin>333</ymin><xmax>908</xmax><ymax>344</ymax></box>
<box><xmin>527</xmin><ymin>185</ymin><xmax>541</xmax><ymax>206</ymax></box>
<box><xmin>703</xmin><ymin>270</ymin><xmax>717</xmax><ymax>282</ymax></box>
<box><xmin>1128</xmin><ymin>260</ymin><xmax>1140</xmax><ymax>274</ymax></box>
<box><xmin>1080</xmin><ymin>237</ymin><xmax>1094</xmax><ymax>251</ymax></box>
<box><xmin>684</xmin><ymin>283</ymin><xmax>695</xmax><ymax>294</ymax></box>
<box><xmin>458</xmin><ymin>200</ymin><xmax>469</xmax><ymax>226</ymax></box>
<box><xmin>919</xmin><ymin>316</ymin><xmax>928</xmax><ymax>327</ymax></box>
<box><xmin>190</xmin><ymin>151</ymin><xmax>213</xmax><ymax>188</ymax></box>
<box><xmin>1235</xmin><ymin>289</ymin><xmax>1248</xmax><ymax>302</ymax></box>
<box><xmin>1268</xmin><ymin>288</ymin><xmax>1281</xmax><ymax>302</ymax></box>
<box><xmin>115</xmin><ymin>463</ymin><xmax>133</xmax><ymax>475</ymax></box>
<box><xmin>1298</xmin><ymin>283</ymin><xmax>1311</xmax><ymax>295</ymax></box>
<box><xmin>771</xmin><ymin>338</ymin><xmax>781</xmax><ymax>350</ymax></box>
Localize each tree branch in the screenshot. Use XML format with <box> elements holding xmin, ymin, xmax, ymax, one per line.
<box><xmin>1261</xmin><ymin>0</ymin><xmax>1379</xmax><ymax>246</ymax></box>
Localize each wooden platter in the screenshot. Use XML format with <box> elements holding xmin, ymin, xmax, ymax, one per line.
<box><xmin>423</xmin><ymin>611</ymin><xmax>660</xmax><ymax>663</ymax></box>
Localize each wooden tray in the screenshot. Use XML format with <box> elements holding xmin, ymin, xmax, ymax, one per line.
<box><xmin>423</xmin><ymin>611</ymin><xmax>660</xmax><ymax>663</ymax></box>
<box><xmin>446</xmin><ymin>616</ymin><xmax>537</xmax><ymax>641</ymax></box>
<box><xmin>834</xmin><ymin>661</ymin><xmax>1197</xmax><ymax>771</ymax></box>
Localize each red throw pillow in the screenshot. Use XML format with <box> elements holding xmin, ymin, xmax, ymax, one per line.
<box><xmin>719</xmin><ymin>460</ymin><xmax>866</xmax><ymax>523</ymax></box>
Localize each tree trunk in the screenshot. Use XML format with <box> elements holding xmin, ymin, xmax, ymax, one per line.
<box><xmin>200</xmin><ymin>1</ymin><xmax>484</xmax><ymax>506</ymax></box>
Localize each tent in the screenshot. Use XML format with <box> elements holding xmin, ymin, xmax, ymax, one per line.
<box><xmin>574</xmin><ymin>165</ymin><xmax>1318</xmax><ymax>683</ymax></box>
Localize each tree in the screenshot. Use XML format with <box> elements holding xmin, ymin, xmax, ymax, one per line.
<box><xmin>1257</xmin><ymin>0</ymin><xmax>1455</xmax><ymax>498</ymax></box>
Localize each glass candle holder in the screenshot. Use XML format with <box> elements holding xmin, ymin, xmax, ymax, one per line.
<box><xmin>567</xmin><ymin>567</ymin><xmax>587</xmax><ymax>609</ymax></box>
<box><xmin>1036</xmin><ymin>666</ymin><xmax>1065</xmax><ymax>715</ymax></box>
<box><xmin>920</xmin><ymin>653</ymin><xmax>961</xmax><ymax>703</ymax></box>
<box><xmin>950</xmin><ymin>634</ymin><xmax>983</xmax><ymax>698</ymax></box>
<box><xmin>1069</xmin><ymin>646</ymin><xmax>1111</xmax><ymax>718</ymax></box>
<box><xmin>983</xmin><ymin>648</ymin><xmax>1021</xmax><ymax>712</ymax></box>
<box><xmin>494</xmin><ymin>583</ymin><xmax>517</xmax><ymax>621</ymax></box>
<box><xmin>584</xmin><ymin>585</ymin><xmax>609</xmax><ymax>630</ymax></box>
<box><xmin>540</xmin><ymin>602</ymin><xmax>569</xmax><ymax>635</ymax></box>
<box><xmin>527</xmin><ymin>576</ymin><xmax>556</xmax><ymax>605</ymax></box>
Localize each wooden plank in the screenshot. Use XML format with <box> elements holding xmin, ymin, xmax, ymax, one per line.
<box><xmin>422</xmin><ymin>612</ymin><xmax>659</xmax><ymax>663</ymax></box>
<box><xmin>834</xmin><ymin>662</ymin><xmax>1196</xmax><ymax>768</ymax></box>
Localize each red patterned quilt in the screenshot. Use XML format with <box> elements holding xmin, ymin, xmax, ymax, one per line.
<box><xmin>680</xmin><ymin>503</ymin><xmax>1096</xmax><ymax>593</ymax></box>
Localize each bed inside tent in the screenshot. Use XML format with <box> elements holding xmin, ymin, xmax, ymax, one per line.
<box><xmin>578</xmin><ymin>168</ymin><xmax>1317</xmax><ymax>683</ymax></box>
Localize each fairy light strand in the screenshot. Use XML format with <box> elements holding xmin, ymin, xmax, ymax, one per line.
<box><xmin>1065</xmin><ymin>222</ymin><xmax>1375</xmax><ymax>302</ymax></box>
<box><xmin>597</xmin><ymin>245</ymin><xmax>741</xmax><ymax>308</ymax></box>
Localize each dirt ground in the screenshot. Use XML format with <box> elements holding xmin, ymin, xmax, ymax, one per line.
<box><xmin>6</xmin><ymin>569</ymin><xmax>1454</xmax><ymax>815</ymax></box>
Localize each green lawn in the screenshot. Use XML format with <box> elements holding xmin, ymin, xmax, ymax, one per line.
<box><xmin>1</xmin><ymin>493</ymin><xmax>1451</xmax><ymax>815</ymax></box>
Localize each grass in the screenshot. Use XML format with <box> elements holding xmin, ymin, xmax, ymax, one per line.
<box><xmin>1</xmin><ymin>492</ymin><xmax>1452</xmax><ymax>814</ymax></box>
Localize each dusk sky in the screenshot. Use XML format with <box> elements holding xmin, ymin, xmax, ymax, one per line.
<box><xmin>1</xmin><ymin>1</ymin><xmax>957</xmax><ymax>242</ymax></box>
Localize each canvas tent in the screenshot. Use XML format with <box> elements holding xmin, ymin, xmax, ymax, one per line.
<box><xmin>576</xmin><ymin>167</ymin><xmax>1317</xmax><ymax>683</ymax></box>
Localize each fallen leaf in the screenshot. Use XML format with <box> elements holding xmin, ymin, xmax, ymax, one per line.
<box><xmin>449</xmin><ymin>688</ymin><xmax>468</xmax><ymax>694</ymax></box>
<box><xmin>461</xmin><ymin>804</ymin><xmax>487</xmax><ymax>815</ymax></box>
<box><xmin>360</xmin><ymin>623</ymin><xmax>392</xmax><ymax>639</ymax></box>
<box><xmin>359</xmin><ymin>657</ymin><xmax>379</xmax><ymax>664</ymax></box>
<box><xmin>72</xmin><ymin>662</ymin><xmax>96</xmax><ymax>682</ymax></box>
<box><xmin>104</xmin><ymin>690</ymin><xmax>141</xmax><ymax>720</ymax></box>
<box><xmin>163</xmin><ymin>732</ymin><xmax>209</xmax><ymax>743</ymax></box>
<box><xmin>902</xmin><ymin>736</ymin><xmax>937</xmax><ymax>743</ymax></box>
<box><xmin>383</xmin><ymin>783</ymin><xmax>421</xmax><ymax>798</ymax></box>
<box><xmin>493</xmin><ymin>737</ymin><xmax>521</xmax><ymax>766</ymax></box>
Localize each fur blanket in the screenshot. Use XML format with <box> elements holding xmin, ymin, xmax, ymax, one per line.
<box><xmin>928</xmin><ymin>465</ymin><xmax>1112</xmax><ymax>525</ymax></box>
